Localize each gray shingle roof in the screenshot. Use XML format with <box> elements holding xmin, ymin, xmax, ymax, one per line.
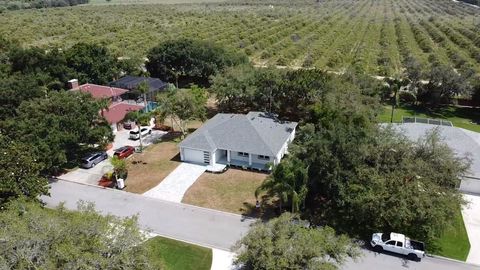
<box><xmin>179</xmin><ymin>112</ymin><xmax>298</xmax><ymax>156</ymax></box>
<box><xmin>387</xmin><ymin>123</ymin><xmax>480</xmax><ymax>178</ymax></box>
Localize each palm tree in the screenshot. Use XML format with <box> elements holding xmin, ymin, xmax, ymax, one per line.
<box><xmin>255</xmin><ymin>158</ymin><xmax>308</xmax><ymax>213</ymax></box>
<box><xmin>136</xmin><ymin>80</ymin><xmax>150</xmax><ymax>112</ymax></box>
<box><xmin>98</xmin><ymin>98</ymin><xmax>110</xmax><ymax>118</ymax></box>
<box><xmin>385</xmin><ymin>76</ymin><xmax>409</xmax><ymax>123</ymax></box>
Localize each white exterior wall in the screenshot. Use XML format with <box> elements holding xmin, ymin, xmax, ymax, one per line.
<box><xmin>273</xmin><ymin>128</ymin><xmax>296</xmax><ymax>165</ymax></box>
<box><xmin>211</xmin><ymin>151</ymin><xmax>216</xmax><ymax>166</ymax></box>
<box><xmin>230</xmin><ymin>151</ymin><xmax>250</xmax><ymax>163</ymax></box>
<box><xmin>251</xmin><ymin>154</ymin><xmax>271</xmax><ymax>165</ymax></box>
<box><xmin>286</xmin><ymin>128</ymin><xmax>296</xmax><ymax>154</ymax></box>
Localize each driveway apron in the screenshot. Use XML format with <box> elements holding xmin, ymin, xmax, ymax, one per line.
<box><xmin>462</xmin><ymin>194</ymin><xmax>480</xmax><ymax>265</ymax></box>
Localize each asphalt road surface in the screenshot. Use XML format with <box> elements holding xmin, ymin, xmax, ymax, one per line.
<box><xmin>42</xmin><ymin>180</ymin><xmax>479</xmax><ymax>270</ymax></box>
<box><xmin>343</xmin><ymin>248</ymin><xmax>479</xmax><ymax>270</ymax></box>
<box><xmin>42</xmin><ymin>179</ymin><xmax>255</xmax><ymax>251</ymax></box>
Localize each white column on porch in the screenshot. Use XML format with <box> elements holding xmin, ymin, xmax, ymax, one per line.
<box><xmin>248</xmin><ymin>153</ymin><xmax>252</xmax><ymax>166</ymax></box>
<box><xmin>211</xmin><ymin>151</ymin><xmax>216</xmax><ymax>166</ymax></box>
<box><xmin>180</xmin><ymin>148</ymin><xmax>184</xmax><ymax>161</ymax></box>
<box><xmin>227</xmin><ymin>150</ymin><xmax>231</xmax><ymax>163</ymax></box>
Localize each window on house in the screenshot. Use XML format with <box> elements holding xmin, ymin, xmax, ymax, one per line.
<box><xmin>258</xmin><ymin>155</ymin><xmax>270</xmax><ymax>160</ymax></box>
<box><xmin>237</xmin><ymin>152</ymin><xmax>248</xmax><ymax>157</ymax></box>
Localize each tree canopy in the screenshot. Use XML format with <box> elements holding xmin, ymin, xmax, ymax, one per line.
<box><xmin>0</xmin><ymin>200</ymin><xmax>154</xmax><ymax>270</ymax></box>
<box><xmin>65</xmin><ymin>43</ymin><xmax>119</xmax><ymax>85</ymax></box>
<box><xmin>234</xmin><ymin>213</ymin><xmax>360</xmax><ymax>270</ymax></box>
<box><xmin>210</xmin><ymin>65</ymin><xmax>381</xmax><ymax>121</ymax></box>
<box><xmin>155</xmin><ymin>85</ymin><xmax>207</xmax><ymax>136</ymax></box>
<box><xmin>275</xmin><ymin>102</ymin><xmax>469</xmax><ymax>248</ymax></box>
<box><xmin>146</xmin><ymin>38</ymin><xmax>248</xmax><ymax>87</ymax></box>
<box><xmin>0</xmin><ymin>73</ymin><xmax>45</xmax><ymax>120</ymax></box>
<box><xmin>0</xmin><ymin>136</ymin><xmax>48</xmax><ymax>205</ymax></box>
<box><xmin>1</xmin><ymin>91</ymin><xmax>113</xmax><ymax>174</ymax></box>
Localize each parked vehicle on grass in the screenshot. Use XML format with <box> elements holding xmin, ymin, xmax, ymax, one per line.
<box><xmin>80</xmin><ymin>152</ymin><xmax>108</xmax><ymax>169</ymax></box>
<box><xmin>113</xmin><ymin>146</ymin><xmax>135</xmax><ymax>159</ymax></box>
<box><xmin>370</xmin><ymin>232</ymin><xmax>425</xmax><ymax>261</ymax></box>
<box><xmin>129</xmin><ymin>127</ymin><xmax>152</xmax><ymax>140</ymax></box>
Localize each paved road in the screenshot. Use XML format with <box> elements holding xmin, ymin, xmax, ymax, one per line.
<box><xmin>41</xmin><ymin>180</ymin><xmax>254</xmax><ymax>251</ymax></box>
<box><xmin>42</xmin><ymin>180</ymin><xmax>479</xmax><ymax>270</ymax></box>
<box><xmin>343</xmin><ymin>248</ymin><xmax>479</xmax><ymax>270</ymax></box>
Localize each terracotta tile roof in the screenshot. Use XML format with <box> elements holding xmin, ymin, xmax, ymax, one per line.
<box><xmin>71</xmin><ymin>83</ymin><xmax>128</xmax><ymax>99</ymax></box>
<box><xmin>102</xmin><ymin>102</ymin><xmax>145</xmax><ymax>124</ymax></box>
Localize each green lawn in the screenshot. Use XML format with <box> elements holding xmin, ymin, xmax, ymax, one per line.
<box><xmin>431</xmin><ymin>207</ymin><xmax>471</xmax><ymax>261</ymax></box>
<box><xmin>378</xmin><ymin>105</ymin><xmax>480</xmax><ymax>133</ymax></box>
<box><xmin>144</xmin><ymin>236</ymin><xmax>212</xmax><ymax>270</ymax></box>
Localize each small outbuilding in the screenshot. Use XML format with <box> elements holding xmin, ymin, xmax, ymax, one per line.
<box><xmin>179</xmin><ymin>112</ymin><xmax>297</xmax><ymax>171</ymax></box>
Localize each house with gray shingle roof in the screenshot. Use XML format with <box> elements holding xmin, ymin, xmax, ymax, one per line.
<box><xmin>179</xmin><ymin>112</ymin><xmax>298</xmax><ymax>171</ymax></box>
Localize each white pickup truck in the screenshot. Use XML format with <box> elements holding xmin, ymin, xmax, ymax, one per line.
<box><xmin>370</xmin><ymin>232</ymin><xmax>425</xmax><ymax>261</ymax></box>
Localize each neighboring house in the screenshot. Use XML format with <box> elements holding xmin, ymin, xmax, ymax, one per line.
<box><xmin>179</xmin><ymin>112</ymin><xmax>298</xmax><ymax>171</ymax></box>
<box><xmin>101</xmin><ymin>102</ymin><xmax>144</xmax><ymax>132</ymax></box>
<box><xmin>109</xmin><ymin>76</ymin><xmax>168</xmax><ymax>101</ymax></box>
<box><xmin>68</xmin><ymin>79</ymin><xmax>127</xmax><ymax>101</ymax></box>
<box><xmin>68</xmin><ymin>79</ymin><xmax>144</xmax><ymax>132</ymax></box>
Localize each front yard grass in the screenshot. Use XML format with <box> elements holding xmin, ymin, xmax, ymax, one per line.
<box><xmin>378</xmin><ymin>105</ymin><xmax>480</xmax><ymax>133</ymax></box>
<box><xmin>182</xmin><ymin>168</ymin><xmax>268</xmax><ymax>216</ymax></box>
<box><xmin>124</xmin><ymin>119</ymin><xmax>204</xmax><ymax>194</ymax></box>
<box><xmin>125</xmin><ymin>142</ymin><xmax>181</xmax><ymax>194</ymax></box>
<box><xmin>144</xmin><ymin>236</ymin><xmax>212</xmax><ymax>270</ymax></box>
<box><xmin>432</xmin><ymin>207</ymin><xmax>470</xmax><ymax>261</ymax></box>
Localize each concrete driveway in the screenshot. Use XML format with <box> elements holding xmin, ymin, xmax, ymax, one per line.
<box><xmin>61</xmin><ymin>129</ymin><xmax>166</xmax><ymax>186</ymax></box>
<box><xmin>60</xmin><ymin>159</ymin><xmax>113</xmax><ymax>185</ymax></box>
<box><xmin>143</xmin><ymin>163</ymin><xmax>206</xmax><ymax>202</ymax></box>
<box><xmin>462</xmin><ymin>194</ymin><xmax>480</xmax><ymax>265</ymax></box>
<box><xmin>108</xmin><ymin>129</ymin><xmax>166</xmax><ymax>155</ymax></box>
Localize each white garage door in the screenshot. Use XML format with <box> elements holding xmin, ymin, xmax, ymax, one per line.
<box><xmin>183</xmin><ymin>148</ymin><xmax>208</xmax><ymax>164</ymax></box>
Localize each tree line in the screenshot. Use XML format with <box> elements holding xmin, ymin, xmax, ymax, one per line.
<box><xmin>0</xmin><ymin>0</ymin><xmax>88</xmax><ymax>12</ymax></box>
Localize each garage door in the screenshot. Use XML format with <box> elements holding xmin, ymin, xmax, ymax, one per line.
<box><xmin>183</xmin><ymin>148</ymin><xmax>209</xmax><ymax>164</ymax></box>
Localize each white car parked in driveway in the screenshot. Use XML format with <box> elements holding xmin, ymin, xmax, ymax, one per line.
<box><xmin>370</xmin><ymin>232</ymin><xmax>425</xmax><ymax>261</ymax></box>
<box><xmin>129</xmin><ymin>126</ymin><xmax>152</xmax><ymax>140</ymax></box>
